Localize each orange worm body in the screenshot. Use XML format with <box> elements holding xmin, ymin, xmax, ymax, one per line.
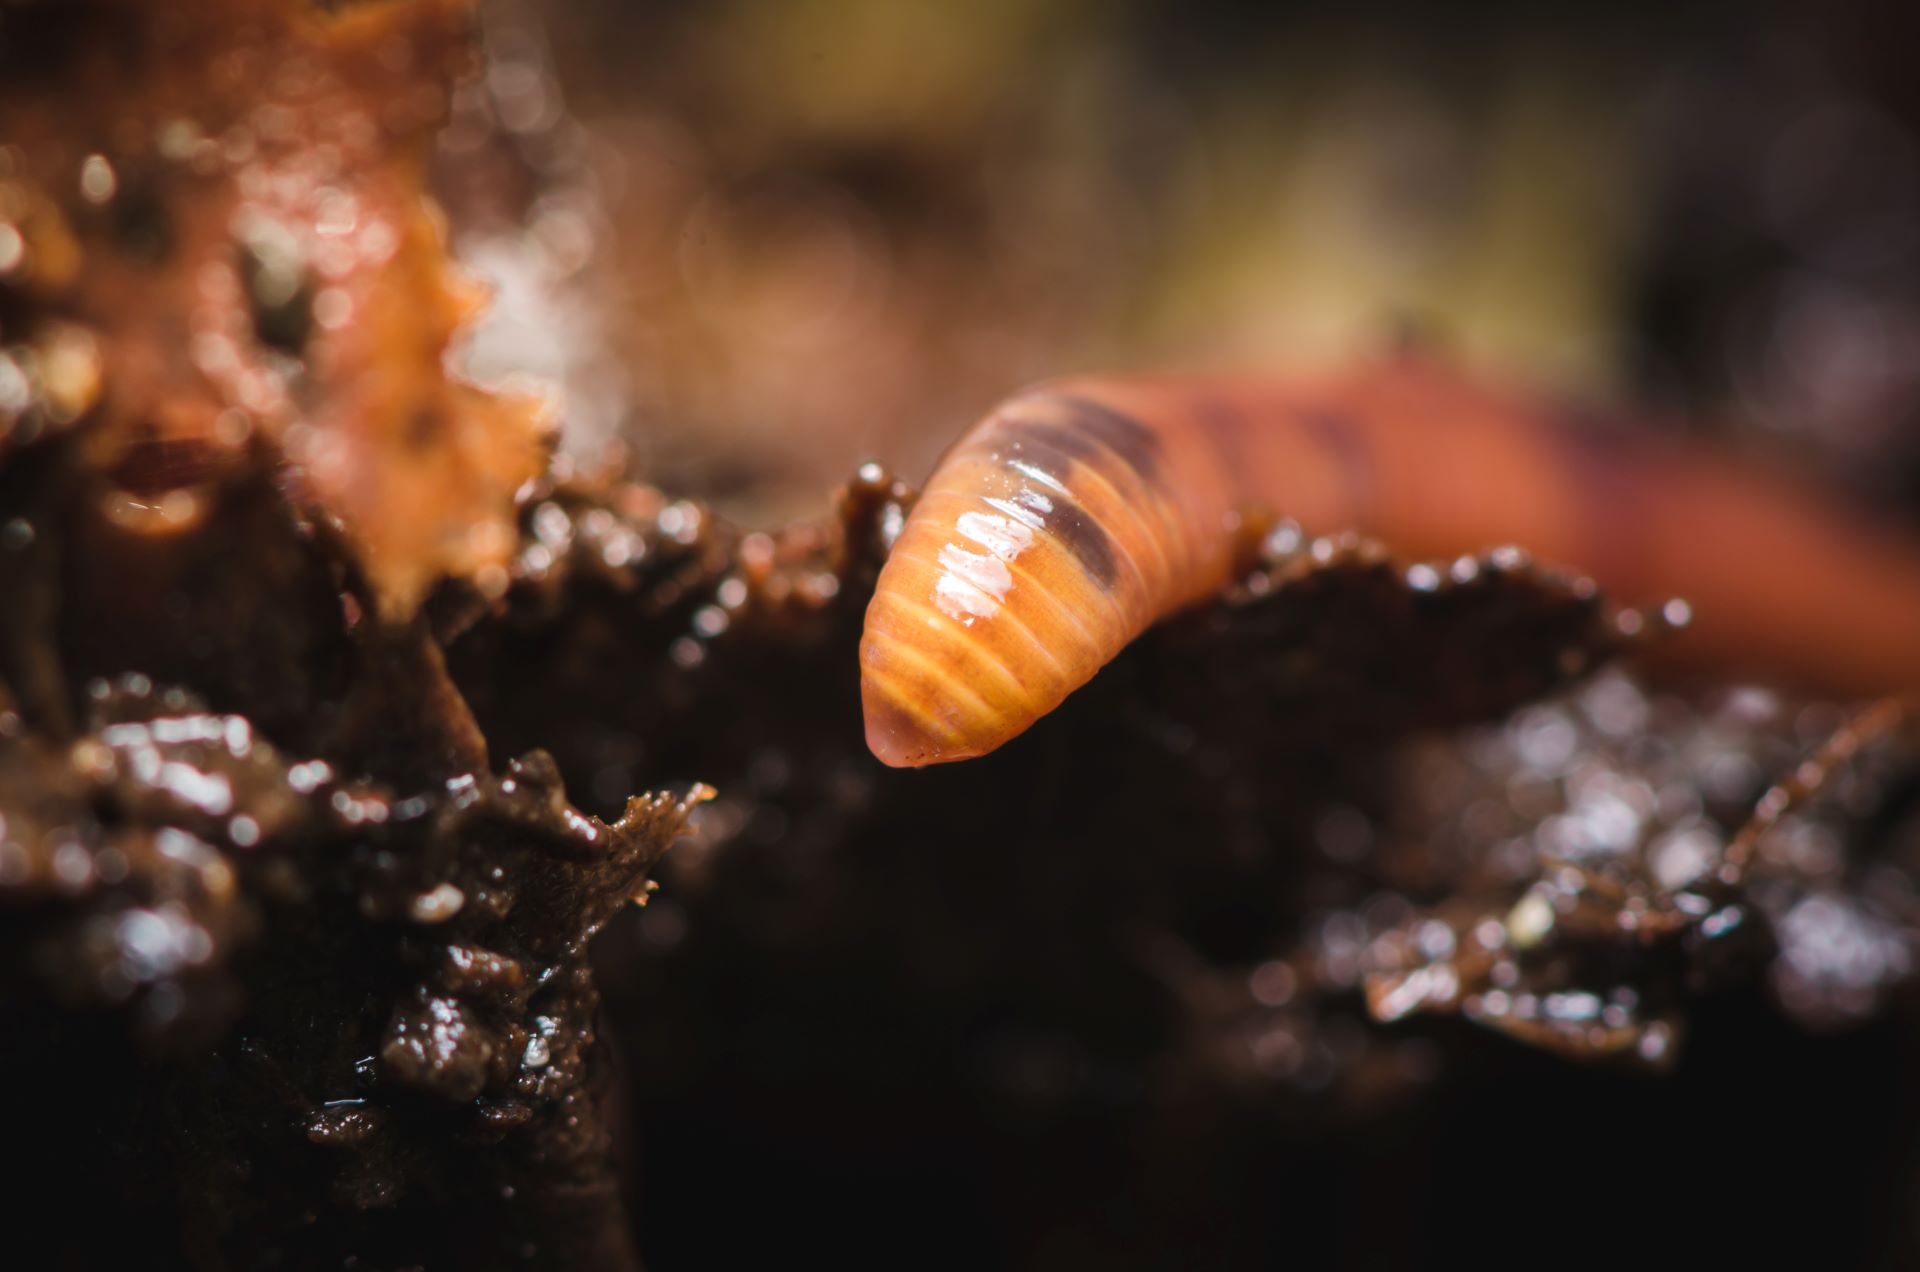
<box><xmin>858</xmin><ymin>363</ymin><xmax>1920</xmax><ymax>768</ymax></box>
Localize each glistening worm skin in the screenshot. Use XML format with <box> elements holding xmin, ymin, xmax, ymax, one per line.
<box><xmin>858</xmin><ymin>362</ymin><xmax>1920</xmax><ymax>767</ymax></box>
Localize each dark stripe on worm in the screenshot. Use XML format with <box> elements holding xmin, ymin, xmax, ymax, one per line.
<box><xmin>1012</xmin><ymin>420</ymin><xmax>1153</xmax><ymax>490</ymax></box>
<box><xmin>1003</xmin><ymin>418</ymin><xmax>1181</xmax><ymax>586</ymax></box>
<box><xmin>996</xmin><ymin>425</ymin><xmax>1100</xmax><ymax>494</ymax></box>
<box><xmin>1037</xmin><ymin>487</ymin><xmax>1120</xmax><ymax>589</ymax></box>
<box><xmin>1041</xmin><ymin>393</ymin><xmax>1165</xmax><ymax>485</ymax></box>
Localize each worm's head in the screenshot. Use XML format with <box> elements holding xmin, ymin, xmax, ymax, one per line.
<box><xmin>858</xmin><ymin>620</ymin><xmax>1000</xmax><ymax>768</ymax></box>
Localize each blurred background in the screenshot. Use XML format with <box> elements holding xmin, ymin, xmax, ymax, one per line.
<box><xmin>444</xmin><ymin>0</ymin><xmax>1920</xmax><ymax>525</ymax></box>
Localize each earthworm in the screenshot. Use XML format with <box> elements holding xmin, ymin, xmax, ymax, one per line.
<box><xmin>858</xmin><ymin>361</ymin><xmax>1920</xmax><ymax>767</ymax></box>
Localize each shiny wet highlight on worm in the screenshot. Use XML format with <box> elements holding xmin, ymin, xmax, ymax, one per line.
<box><xmin>858</xmin><ymin>362</ymin><xmax>1920</xmax><ymax>767</ymax></box>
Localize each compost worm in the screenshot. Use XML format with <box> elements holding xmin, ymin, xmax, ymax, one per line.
<box><xmin>858</xmin><ymin>361</ymin><xmax>1920</xmax><ymax>767</ymax></box>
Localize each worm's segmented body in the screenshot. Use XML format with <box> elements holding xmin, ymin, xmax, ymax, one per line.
<box><xmin>859</xmin><ymin>363</ymin><xmax>1920</xmax><ymax>767</ymax></box>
